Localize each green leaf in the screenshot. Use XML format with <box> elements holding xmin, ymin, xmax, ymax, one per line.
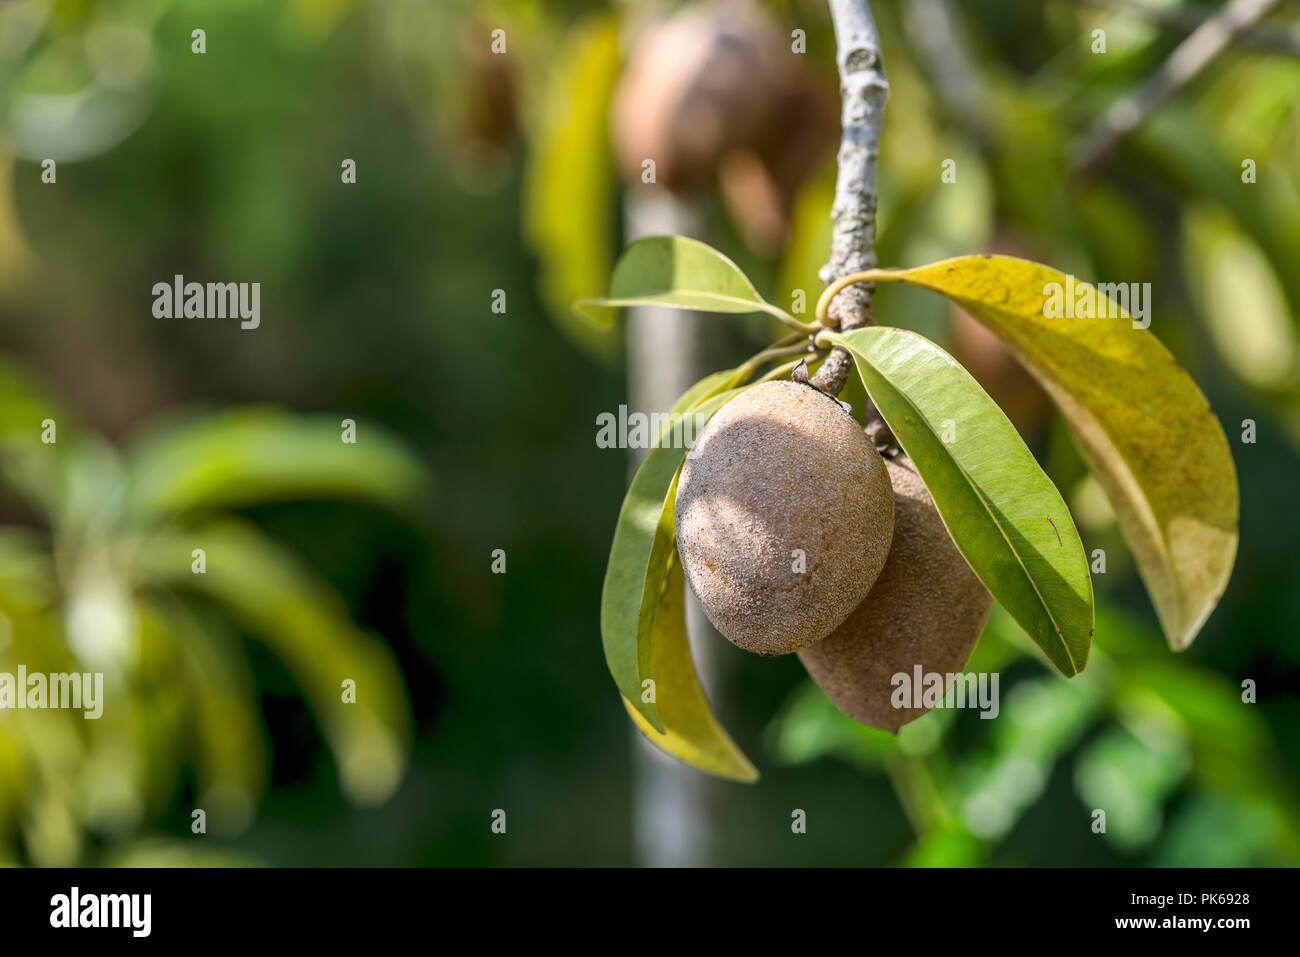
<box><xmin>827</xmin><ymin>327</ymin><xmax>1093</xmax><ymax>676</ymax></box>
<box><xmin>866</xmin><ymin>256</ymin><xmax>1238</xmax><ymax>650</ymax></box>
<box><xmin>600</xmin><ymin>386</ymin><xmax>741</xmax><ymax>729</ymax></box>
<box><xmin>576</xmin><ymin>236</ymin><xmax>780</xmax><ymax>325</ymax></box>
<box><xmin>125</xmin><ymin>408</ymin><xmax>429</xmax><ymax>522</ymax></box>
<box><xmin>149</xmin><ymin>596</ymin><xmax>265</xmax><ymax>830</ymax></box>
<box><xmin>522</xmin><ymin>14</ymin><xmax>622</xmax><ymax>363</ymax></box>
<box><xmin>623</xmin><ymin>559</ymin><xmax>757</xmax><ymax>781</ymax></box>
<box><xmin>138</xmin><ymin>519</ymin><xmax>411</xmax><ymax>805</ymax></box>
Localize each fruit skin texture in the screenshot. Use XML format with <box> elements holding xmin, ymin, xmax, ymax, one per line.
<box><xmin>798</xmin><ymin>455</ymin><xmax>992</xmax><ymax>732</ymax></box>
<box><xmin>674</xmin><ymin>380</ymin><xmax>894</xmax><ymax>656</ymax></box>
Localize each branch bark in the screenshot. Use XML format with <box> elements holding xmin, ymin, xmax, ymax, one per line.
<box><xmin>811</xmin><ymin>0</ymin><xmax>889</xmax><ymax>396</ymax></box>
<box><xmin>1070</xmin><ymin>0</ymin><xmax>1300</xmax><ymax>57</ymax></box>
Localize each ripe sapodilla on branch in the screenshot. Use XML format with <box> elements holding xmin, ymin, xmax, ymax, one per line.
<box><xmin>798</xmin><ymin>454</ymin><xmax>993</xmax><ymax>732</ymax></box>
<box><xmin>674</xmin><ymin>380</ymin><xmax>894</xmax><ymax>656</ymax></box>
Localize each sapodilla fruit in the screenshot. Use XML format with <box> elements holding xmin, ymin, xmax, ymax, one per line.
<box><xmin>798</xmin><ymin>455</ymin><xmax>992</xmax><ymax>732</ymax></box>
<box><xmin>674</xmin><ymin>380</ymin><xmax>894</xmax><ymax>656</ymax></box>
<box><xmin>610</xmin><ymin>0</ymin><xmax>785</xmax><ymax>193</ymax></box>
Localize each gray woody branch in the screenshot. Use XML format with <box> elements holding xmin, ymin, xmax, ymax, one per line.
<box><xmin>811</xmin><ymin>0</ymin><xmax>889</xmax><ymax>397</ymax></box>
<box><xmin>1074</xmin><ymin>0</ymin><xmax>1282</xmax><ymax>177</ymax></box>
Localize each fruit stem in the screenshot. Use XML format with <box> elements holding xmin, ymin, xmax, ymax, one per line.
<box><xmin>814</xmin><ymin>269</ymin><xmax>893</xmax><ymax>328</ymax></box>
<box><xmin>759</xmin><ymin>302</ymin><xmax>823</xmax><ymax>335</ymax></box>
<box><xmin>759</xmin><ymin>355</ymin><xmax>824</xmax><ymax>384</ymax></box>
<box><xmin>886</xmin><ymin>752</ymin><xmax>949</xmax><ymax>837</ymax></box>
<box><xmin>735</xmin><ymin>334</ymin><xmax>825</xmax><ymax>382</ymax></box>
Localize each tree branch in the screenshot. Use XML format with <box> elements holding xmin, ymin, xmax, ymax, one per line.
<box><xmin>1069</xmin><ymin>0</ymin><xmax>1300</xmax><ymax>58</ymax></box>
<box><xmin>1073</xmin><ymin>0</ymin><xmax>1282</xmax><ymax>178</ymax></box>
<box><xmin>901</xmin><ymin>0</ymin><xmax>990</xmax><ymax>142</ymax></box>
<box><xmin>810</xmin><ymin>0</ymin><xmax>889</xmax><ymax>397</ymax></box>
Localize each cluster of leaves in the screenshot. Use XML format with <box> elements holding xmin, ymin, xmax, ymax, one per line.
<box><xmin>585</xmin><ymin>235</ymin><xmax>1237</xmax><ymax>781</ymax></box>
<box><xmin>0</xmin><ymin>362</ymin><xmax>430</xmax><ymax>865</ymax></box>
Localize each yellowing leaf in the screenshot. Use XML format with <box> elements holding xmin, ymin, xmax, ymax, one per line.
<box><xmin>600</xmin><ymin>385</ymin><xmax>742</xmax><ymax>730</ymax></box>
<box><xmin>624</xmin><ymin>559</ymin><xmax>757</xmax><ymax>782</ymax></box>
<box><xmin>869</xmin><ymin>256</ymin><xmax>1238</xmax><ymax>649</ymax></box>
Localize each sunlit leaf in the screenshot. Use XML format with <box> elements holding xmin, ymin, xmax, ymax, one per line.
<box><xmin>864</xmin><ymin>256</ymin><xmax>1237</xmax><ymax>650</ymax></box>
<box><xmin>125</xmin><ymin>408</ymin><xmax>429</xmax><ymax>521</ymax></box>
<box><xmin>828</xmin><ymin>327</ymin><xmax>1093</xmax><ymax>676</ymax></box>
<box><xmin>576</xmin><ymin>236</ymin><xmax>783</xmax><ymax>325</ymax></box>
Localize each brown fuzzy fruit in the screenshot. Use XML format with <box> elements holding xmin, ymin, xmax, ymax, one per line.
<box><xmin>674</xmin><ymin>381</ymin><xmax>894</xmax><ymax>656</ymax></box>
<box><xmin>610</xmin><ymin>1</ymin><xmax>790</xmax><ymax>194</ymax></box>
<box><xmin>798</xmin><ymin>455</ymin><xmax>992</xmax><ymax>732</ymax></box>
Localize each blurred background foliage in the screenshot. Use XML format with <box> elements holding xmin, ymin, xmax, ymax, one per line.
<box><xmin>0</xmin><ymin>0</ymin><xmax>1297</xmax><ymax>865</ymax></box>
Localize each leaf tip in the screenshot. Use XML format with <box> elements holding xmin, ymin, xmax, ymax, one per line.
<box><xmin>572</xmin><ymin>299</ymin><xmax>614</xmax><ymax>327</ymax></box>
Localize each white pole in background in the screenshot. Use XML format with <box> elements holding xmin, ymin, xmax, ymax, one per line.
<box><xmin>624</xmin><ymin>187</ymin><xmax>721</xmax><ymax>868</ymax></box>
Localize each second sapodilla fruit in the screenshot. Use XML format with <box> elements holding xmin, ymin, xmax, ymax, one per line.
<box><xmin>674</xmin><ymin>380</ymin><xmax>895</xmax><ymax>656</ymax></box>
<box><xmin>798</xmin><ymin>455</ymin><xmax>993</xmax><ymax>732</ymax></box>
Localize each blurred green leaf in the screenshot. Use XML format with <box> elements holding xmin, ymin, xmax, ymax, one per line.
<box><xmin>1074</xmin><ymin>718</ymin><xmax>1190</xmax><ymax>850</ymax></box>
<box><xmin>828</xmin><ymin>326</ymin><xmax>1093</xmax><ymax>676</ymax></box>
<box><xmin>0</xmin><ymin>527</ymin><xmax>53</xmax><ymax>605</ymax></box>
<box><xmin>1155</xmin><ymin>793</ymin><xmax>1284</xmax><ymax>867</ymax></box>
<box><xmin>866</xmin><ymin>256</ymin><xmax>1238</xmax><ymax>651</ymax></box>
<box><xmin>149</xmin><ymin>596</ymin><xmax>264</xmax><ymax>832</ymax></box>
<box><xmin>522</xmin><ymin>13</ymin><xmax>622</xmax><ymax>363</ymax></box>
<box><xmin>125</xmin><ymin>408</ymin><xmax>429</xmax><ymax>521</ymax></box>
<box><xmin>767</xmin><ymin>679</ymin><xmax>895</xmax><ymax>770</ymax></box>
<box><xmin>904</xmin><ymin>824</ymin><xmax>987</xmax><ymax>867</ymax></box>
<box><xmin>956</xmin><ymin>666</ymin><xmax>1106</xmax><ymax>840</ymax></box>
<box><xmin>139</xmin><ymin>519</ymin><xmax>411</xmax><ymax>806</ymax></box>
<box><xmin>1182</xmin><ymin>205</ymin><xmax>1297</xmax><ymax>391</ymax></box>
<box><xmin>1132</xmin><ymin>109</ymin><xmax>1300</xmax><ymax>316</ymax></box>
<box><xmin>775</xmin><ymin>161</ymin><xmax>835</xmax><ymax>315</ymax></box>
<box><xmin>102</xmin><ymin>838</ymin><xmax>262</xmax><ymax>868</ymax></box>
